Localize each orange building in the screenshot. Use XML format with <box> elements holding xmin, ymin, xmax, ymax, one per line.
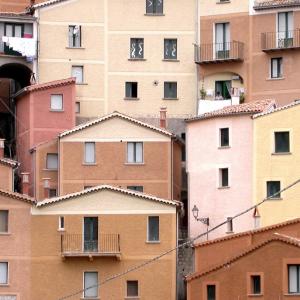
<box><xmin>187</xmin><ymin>218</ymin><xmax>300</xmax><ymax>300</ymax></box>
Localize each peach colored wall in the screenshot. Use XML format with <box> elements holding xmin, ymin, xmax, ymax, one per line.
<box><xmin>186</xmin><ymin>115</ymin><xmax>254</xmax><ymax>240</ymax></box>
<box><xmin>0</xmin><ymin>194</ymin><xmax>32</xmax><ymax>300</ymax></box>
<box><xmin>0</xmin><ymin>164</ymin><xmax>13</xmax><ymax>191</ymax></box>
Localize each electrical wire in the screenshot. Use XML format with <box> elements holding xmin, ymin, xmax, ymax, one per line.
<box><xmin>58</xmin><ymin>178</ymin><xmax>300</xmax><ymax>300</ymax></box>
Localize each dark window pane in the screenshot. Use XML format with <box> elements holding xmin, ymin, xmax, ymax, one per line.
<box><xmin>127</xmin><ymin>186</ymin><xmax>144</xmax><ymax>192</ymax></box>
<box><xmin>148</xmin><ymin>216</ymin><xmax>159</xmax><ymax>241</ymax></box>
<box><xmin>227</xmin><ymin>217</ymin><xmax>233</xmax><ymax>232</ymax></box>
<box><xmin>0</xmin><ymin>210</ymin><xmax>8</xmax><ymax>232</ymax></box>
<box><xmin>125</xmin><ymin>82</ymin><xmax>138</xmax><ymax>98</ymax></box>
<box><xmin>164</xmin><ymin>82</ymin><xmax>177</xmax><ymax>99</ymax></box>
<box><xmin>127</xmin><ymin>280</ymin><xmax>138</xmax><ymax>297</ymax></box>
<box><xmin>164</xmin><ymin>39</ymin><xmax>177</xmax><ymax>59</ymax></box>
<box><xmin>146</xmin><ymin>0</ymin><xmax>163</xmax><ymax>14</ymax></box>
<box><xmin>207</xmin><ymin>285</ymin><xmax>216</xmax><ymax>300</ymax></box>
<box><xmin>275</xmin><ymin>132</ymin><xmax>290</xmax><ymax>153</ymax></box>
<box><xmin>288</xmin><ymin>265</ymin><xmax>300</xmax><ymax>293</ymax></box>
<box><xmin>130</xmin><ymin>38</ymin><xmax>144</xmax><ymax>59</ymax></box>
<box><xmin>215</xmin><ymin>80</ymin><xmax>231</xmax><ymax>99</ymax></box>
<box><xmin>221</xmin><ymin>168</ymin><xmax>229</xmax><ymax>187</ymax></box>
<box><xmin>267</xmin><ymin>181</ymin><xmax>281</xmax><ymax>198</ymax></box>
<box><xmin>271</xmin><ymin>58</ymin><xmax>282</xmax><ymax>78</ymax></box>
<box><xmin>220</xmin><ymin>128</ymin><xmax>229</xmax><ymax>147</ymax></box>
<box><xmin>49</xmin><ymin>189</ymin><xmax>57</xmax><ymax>198</ymax></box>
<box><xmin>251</xmin><ymin>275</ymin><xmax>261</xmax><ymax>294</ymax></box>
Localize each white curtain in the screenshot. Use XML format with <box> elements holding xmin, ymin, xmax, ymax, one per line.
<box><xmin>47</xmin><ymin>154</ymin><xmax>58</xmax><ymax>170</ymax></box>
<box><xmin>135</xmin><ymin>142</ymin><xmax>143</xmax><ymax>163</ymax></box>
<box><xmin>50</xmin><ymin>95</ymin><xmax>63</xmax><ymax>110</ymax></box>
<box><xmin>84</xmin><ymin>272</ymin><xmax>98</xmax><ymax>297</ymax></box>
<box><xmin>72</xmin><ymin>66</ymin><xmax>83</xmax><ymax>84</ymax></box>
<box><xmin>0</xmin><ymin>263</ymin><xmax>7</xmax><ymax>284</ymax></box>
<box><xmin>289</xmin><ymin>266</ymin><xmax>299</xmax><ymax>293</ymax></box>
<box><xmin>84</xmin><ymin>143</ymin><xmax>95</xmax><ymax>164</ymax></box>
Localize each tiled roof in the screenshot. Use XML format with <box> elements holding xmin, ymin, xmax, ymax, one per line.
<box><xmin>59</xmin><ymin>111</ymin><xmax>174</xmax><ymax>138</ymax></box>
<box><xmin>0</xmin><ymin>189</ymin><xmax>35</xmax><ymax>204</ymax></box>
<box><xmin>36</xmin><ymin>185</ymin><xmax>182</xmax><ymax>207</ymax></box>
<box><xmin>14</xmin><ymin>77</ymin><xmax>76</xmax><ymax>98</ymax></box>
<box><xmin>32</xmin><ymin>0</ymin><xmax>70</xmax><ymax>9</ymax></box>
<box><xmin>254</xmin><ymin>0</ymin><xmax>300</xmax><ymax>10</ymax></box>
<box><xmin>0</xmin><ymin>12</ymin><xmax>34</xmax><ymax>19</ymax></box>
<box><xmin>253</xmin><ymin>100</ymin><xmax>300</xmax><ymax>118</ymax></box>
<box><xmin>0</xmin><ymin>158</ymin><xmax>19</xmax><ymax>168</ymax></box>
<box><xmin>194</xmin><ymin>217</ymin><xmax>300</xmax><ymax>248</ymax></box>
<box><xmin>186</xmin><ymin>233</ymin><xmax>300</xmax><ymax>282</ymax></box>
<box><xmin>185</xmin><ymin>99</ymin><xmax>276</xmax><ymax>122</ymax></box>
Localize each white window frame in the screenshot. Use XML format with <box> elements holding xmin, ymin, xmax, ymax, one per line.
<box><xmin>83</xmin><ymin>271</ymin><xmax>98</xmax><ymax>298</ymax></box>
<box><xmin>50</xmin><ymin>94</ymin><xmax>63</xmax><ymax>111</ymax></box>
<box><xmin>72</xmin><ymin>65</ymin><xmax>84</xmax><ymax>84</ymax></box>
<box><xmin>147</xmin><ymin>216</ymin><xmax>160</xmax><ymax>243</ymax></box>
<box><xmin>127</xmin><ymin>142</ymin><xmax>144</xmax><ymax>164</ymax></box>
<box><xmin>218</xmin><ymin>167</ymin><xmax>229</xmax><ymax>188</ymax></box>
<box><xmin>46</xmin><ymin>153</ymin><xmax>58</xmax><ymax>170</ymax></box>
<box><xmin>58</xmin><ymin>216</ymin><xmax>65</xmax><ymax>231</ymax></box>
<box><xmin>84</xmin><ymin>142</ymin><xmax>96</xmax><ymax>164</ymax></box>
<box><xmin>0</xmin><ymin>262</ymin><xmax>8</xmax><ymax>285</ymax></box>
<box><xmin>68</xmin><ymin>25</ymin><xmax>81</xmax><ymax>48</ymax></box>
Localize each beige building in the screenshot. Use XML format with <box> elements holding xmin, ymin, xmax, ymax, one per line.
<box><xmin>33</xmin><ymin>0</ymin><xmax>197</xmax><ymax>132</ymax></box>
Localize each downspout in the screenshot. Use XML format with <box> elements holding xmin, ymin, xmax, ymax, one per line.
<box><xmin>176</xmin><ymin>205</ymin><xmax>179</xmax><ymax>300</ymax></box>
<box><xmin>33</xmin><ymin>7</ymin><xmax>40</xmax><ymax>83</ymax></box>
<box><xmin>195</xmin><ymin>0</ymin><xmax>200</xmax><ymax>115</ymax></box>
<box><xmin>171</xmin><ymin>138</ymin><xmax>174</xmax><ymax>200</ymax></box>
<box><xmin>58</xmin><ymin>136</ymin><xmax>61</xmax><ymax>196</ymax></box>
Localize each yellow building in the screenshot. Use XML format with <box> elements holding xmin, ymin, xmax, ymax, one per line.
<box><xmin>33</xmin><ymin>0</ymin><xmax>197</xmax><ymax>128</ymax></box>
<box><xmin>253</xmin><ymin>101</ymin><xmax>300</xmax><ymax>226</ymax></box>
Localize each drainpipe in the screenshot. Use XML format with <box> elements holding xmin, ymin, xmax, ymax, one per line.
<box><xmin>195</xmin><ymin>0</ymin><xmax>200</xmax><ymax>115</ymax></box>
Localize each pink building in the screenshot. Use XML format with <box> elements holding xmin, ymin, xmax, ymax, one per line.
<box><xmin>186</xmin><ymin>100</ymin><xmax>275</xmax><ymax>241</ymax></box>
<box><xmin>15</xmin><ymin>77</ymin><xmax>76</xmax><ymax>195</ymax></box>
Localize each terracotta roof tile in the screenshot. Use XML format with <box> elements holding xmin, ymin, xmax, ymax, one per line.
<box><xmin>254</xmin><ymin>0</ymin><xmax>300</xmax><ymax>10</ymax></box>
<box><xmin>0</xmin><ymin>189</ymin><xmax>35</xmax><ymax>204</ymax></box>
<box><xmin>33</xmin><ymin>0</ymin><xmax>70</xmax><ymax>9</ymax></box>
<box><xmin>0</xmin><ymin>158</ymin><xmax>19</xmax><ymax>168</ymax></box>
<box><xmin>186</xmin><ymin>99</ymin><xmax>276</xmax><ymax>122</ymax></box>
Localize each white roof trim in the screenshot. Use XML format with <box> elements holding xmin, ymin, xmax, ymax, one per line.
<box><xmin>0</xmin><ymin>158</ymin><xmax>19</xmax><ymax>167</ymax></box>
<box><xmin>33</xmin><ymin>0</ymin><xmax>70</xmax><ymax>9</ymax></box>
<box><xmin>59</xmin><ymin>111</ymin><xmax>173</xmax><ymax>138</ymax></box>
<box><xmin>253</xmin><ymin>100</ymin><xmax>300</xmax><ymax>119</ymax></box>
<box><xmin>36</xmin><ymin>185</ymin><xmax>181</xmax><ymax>207</ymax></box>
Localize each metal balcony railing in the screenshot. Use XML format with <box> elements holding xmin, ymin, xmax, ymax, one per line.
<box><xmin>194</xmin><ymin>41</ymin><xmax>244</xmax><ymax>64</ymax></box>
<box><xmin>261</xmin><ymin>29</ymin><xmax>300</xmax><ymax>51</ymax></box>
<box><xmin>61</xmin><ymin>233</ymin><xmax>121</xmax><ymax>258</ymax></box>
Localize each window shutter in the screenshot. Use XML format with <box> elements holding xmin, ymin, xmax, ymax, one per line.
<box><xmin>0</xmin><ymin>263</ymin><xmax>8</xmax><ymax>284</ymax></box>
<box><xmin>0</xmin><ymin>211</ymin><xmax>8</xmax><ymax>232</ymax></box>
<box><xmin>136</xmin><ymin>142</ymin><xmax>143</xmax><ymax>163</ymax></box>
<box><xmin>84</xmin><ymin>272</ymin><xmax>98</xmax><ymax>297</ymax></box>
<box><xmin>85</xmin><ymin>142</ymin><xmax>95</xmax><ymax>164</ymax></box>
<box><xmin>127</xmin><ymin>142</ymin><xmax>134</xmax><ymax>163</ymax></box>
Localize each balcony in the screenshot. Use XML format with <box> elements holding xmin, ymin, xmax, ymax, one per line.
<box><xmin>261</xmin><ymin>30</ymin><xmax>300</xmax><ymax>52</ymax></box>
<box><xmin>61</xmin><ymin>233</ymin><xmax>121</xmax><ymax>260</ymax></box>
<box><xmin>195</xmin><ymin>41</ymin><xmax>244</xmax><ymax>64</ymax></box>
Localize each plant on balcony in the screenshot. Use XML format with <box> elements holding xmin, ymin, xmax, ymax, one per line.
<box><xmin>239</xmin><ymin>92</ymin><xmax>245</xmax><ymax>104</ymax></box>
<box><xmin>200</xmin><ymin>84</ymin><xmax>207</xmax><ymax>100</ymax></box>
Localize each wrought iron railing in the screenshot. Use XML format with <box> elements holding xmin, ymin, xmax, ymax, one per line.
<box><xmin>261</xmin><ymin>29</ymin><xmax>300</xmax><ymax>51</ymax></box>
<box><xmin>194</xmin><ymin>41</ymin><xmax>244</xmax><ymax>63</ymax></box>
<box><xmin>61</xmin><ymin>233</ymin><xmax>120</xmax><ymax>255</ymax></box>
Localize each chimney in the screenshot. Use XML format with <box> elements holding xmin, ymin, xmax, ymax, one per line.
<box><xmin>160</xmin><ymin>107</ymin><xmax>167</xmax><ymax>129</ymax></box>
<box><xmin>21</xmin><ymin>172</ymin><xmax>30</xmax><ymax>195</ymax></box>
<box><xmin>43</xmin><ymin>178</ymin><xmax>51</xmax><ymax>199</ymax></box>
<box><xmin>0</xmin><ymin>139</ymin><xmax>4</xmax><ymax>159</ymax></box>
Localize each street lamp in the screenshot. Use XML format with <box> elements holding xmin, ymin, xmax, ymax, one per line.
<box><xmin>192</xmin><ymin>205</ymin><xmax>209</xmax><ymax>240</ymax></box>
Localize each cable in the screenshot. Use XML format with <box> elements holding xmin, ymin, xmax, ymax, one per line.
<box><xmin>58</xmin><ymin>178</ymin><xmax>300</xmax><ymax>300</ymax></box>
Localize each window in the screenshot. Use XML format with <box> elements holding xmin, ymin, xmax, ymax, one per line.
<box><xmin>0</xmin><ymin>211</ymin><xmax>8</xmax><ymax>233</ymax></box>
<box><xmin>164</xmin><ymin>39</ymin><xmax>177</xmax><ymax>60</ymax></box>
<box><xmin>84</xmin><ymin>142</ymin><xmax>95</xmax><ymax>164</ymax></box>
<box><xmin>207</xmin><ymin>285</ymin><xmax>216</xmax><ymax>300</ymax></box>
<box><xmin>278</xmin><ymin>12</ymin><xmax>293</xmax><ymax>48</ymax></box>
<box><xmin>49</xmin><ymin>189</ymin><xmax>57</xmax><ymax>198</ymax></box>
<box><xmin>46</xmin><ymin>154</ymin><xmax>58</xmax><ymax>170</ymax></box>
<box><xmin>127</xmin><ymin>142</ymin><xmax>143</xmax><ymax>164</ymax></box>
<box><xmin>68</xmin><ymin>25</ymin><xmax>81</xmax><ymax>47</ymax></box>
<box><xmin>0</xmin><ymin>262</ymin><xmax>8</xmax><ymax>284</ymax></box>
<box><xmin>146</xmin><ymin>0</ymin><xmax>163</xmax><ymax>14</ymax></box>
<box><xmin>127</xmin><ymin>280</ymin><xmax>138</xmax><ymax>297</ymax></box>
<box><xmin>59</xmin><ymin>216</ymin><xmax>64</xmax><ymax>230</ymax></box>
<box><xmin>4</xmin><ymin>23</ymin><xmax>24</xmax><ymax>56</ymax></box>
<box><xmin>148</xmin><ymin>216</ymin><xmax>159</xmax><ymax>242</ymax></box>
<box><xmin>125</xmin><ymin>82</ymin><xmax>138</xmax><ymax>99</ymax></box>
<box><xmin>289</xmin><ymin>265</ymin><xmax>300</xmax><ymax>294</ymax></box>
<box><xmin>50</xmin><ymin>94</ymin><xmax>63</xmax><ymax>111</ymax></box>
<box><xmin>251</xmin><ymin>275</ymin><xmax>261</xmax><ymax>294</ymax></box>
<box><xmin>164</xmin><ymin>82</ymin><xmax>177</xmax><ymax>99</ymax></box>
<box><xmin>127</xmin><ymin>186</ymin><xmax>144</xmax><ymax>192</ymax></box>
<box><xmin>84</xmin><ymin>186</ymin><xmax>93</xmax><ymax>190</ymax></box>
<box><xmin>84</xmin><ymin>272</ymin><xmax>98</xmax><ymax>298</ymax></box>
<box><xmin>220</xmin><ymin>128</ymin><xmax>229</xmax><ymax>147</ymax></box>
<box><xmin>215</xmin><ymin>81</ymin><xmax>231</xmax><ymax>100</ymax></box>
<box><xmin>226</xmin><ymin>217</ymin><xmax>233</xmax><ymax>233</ymax></box>
<box><xmin>274</xmin><ymin>131</ymin><xmax>290</xmax><ymax>153</ymax></box>
<box><xmin>271</xmin><ymin>58</ymin><xmax>282</xmax><ymax>78</ymax></box>
<box><xmin>75</xmin><ymin>102</ymin><xmax>80</xmax><ymax>113</ymax></box>
<box><xmin>215</xmin><ymin>23</ymin><xmax>230</xmax><ymax>59</ymax></box>
<box><xmin>130</xmin><ymin>38</ymin><xmax>144</xmax><ymax>59</ymax></box>
<box><xmin>72</xmin><ymin>66</ymin><xmax>83</xmax><ymax>84</ymax></box>
<box><xmin>219</xmin><ymin>168</ymin><xmax>229</xmax><ymax>187</ymax></box>
<box><xmin>266</xmin><ymin>181</ymin><xmax>281</xmax><ymax>198</ymax></box>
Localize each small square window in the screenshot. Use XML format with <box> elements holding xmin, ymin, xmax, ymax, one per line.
<box><xmin>125</xmin><ymin>82</ymin><xmax>138</xmax><ymax>99</ymax></box>
<box><xmin>164</xmin><ymin>82</ymin><xmax>177</xmax><ymax>99</ymax></box>
<box><xmin>220</xmin><ymin>128</ymin><xmax>229</xmax><ymax>147</ymax></box>
<box><xmin>49</xmin><ymin>189</ymin><xmax>57</xmax><ymax>198</ymax></box>
<box><xmin>84</xmin><ymin>142</ymin><xmax>95</xmax><ymax>164</ymax></box>
<box><xmin>0</xmin><ymin>262</ymin><xmax>8</xmax><ymax>285</ymax></box>
<box><xmin>75</xmin><ymin>102</ymin><xmax>80</xmax><ymax>114</ymax></box>
<box><xmin>72</xmin><ymin>66</ymin><xmax>83</xmax><ymax>84</ymax></box>
<box><xmin>50</xmin><ymin>94</ymin><xmax>63</xmax><ymax>111</ymax></box>
<box><xmin>146</xmin><ymin>0</ymin><xmax>163</xmax><ymax>14</ymax></box>
<box><xmin>274</xmin><ymin>131</ymin><xmax>290</xmax><ymax>153</ymax></box>
<box><xmin>271</xmin><ymin>57</ymin><xmax>282</xmax><ymax>78</ymax></box>
<box><xmin>251</xmin><ymin>275</ymin><xmax>261</xmax><ymax>294</ymax></box>
<box><xmin>68</xmin><ymin>25</ymin><xmax>81</xmax><ymax>47</ymax></box>
<box><xmin>207</xmin><ymin>285</ymin><xmax>216</xmax><ymax>300</ymax></box>
<box><xmin>219</xmin><ymin>168</ymin><xmax>229</xmax><ymax>187</ymax></box>
<box><xmin>288</xmin><ymin>265</ymin><xmax>300</xmax><ymax>294</ymax></box>
<box><xmin>130</xmin><ymin>38</ymin><xmax>144</xmax><ymax>59</ymax></box>
<box><xmin>84</xmin><ymin>272</ymin><xmax>98</xmax><ymax>298</ymax></box>
<box><xmin>148</xmin><ymin>216</ymin><xmax>159</xmax><ymax>242</ymax></box>
<box><xmin>127</xmin><ymin>142</ymin><xmax>143</xmax><ymax>164</ymax></box>
<box><xmin>46</xmin><ymin>153</ymin><xmax>58</xmax><ymax>170</ymax></box>
<box><xmin>0</xmin><ymin>211</ymin><xmax>8</xmax><ymax>233</ymax></box>
<box><xmin>127</xmin><ymin>186</ymin><xmax>144</xmax><ymax>192</ymax></box>
<box><xmin>266</xmin><ymin>181</ymin><xmax>281</xmax><ymax>198</ymax></box>
<box><xmin>164</xmin><ymin>39</ymin><xmax>177</xmax><ymax>60</ymax></box>
<box><xmin>127</xmin><ymin>280</ymin><xmax>138</xmax><ymax>297</ymax></box>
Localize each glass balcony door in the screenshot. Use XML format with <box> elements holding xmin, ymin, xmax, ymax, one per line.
<box><xmin>84</xmin><ymin>217</ymin><xmax>98</xmax><ymax>252</ymax></box>
<box><xmin>215</xmin><ymin>23</ymin><xmax>230</xmax><ymax>59</ymax></box>
<box><xmin>277</xmin><ymin>12</ymin><xmax>293</xmax><ymax>48</ymax></box>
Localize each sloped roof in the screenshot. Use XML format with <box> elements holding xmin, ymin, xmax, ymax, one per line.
<box><xmin>187</xmin><ymin>233</ymin><xmax>300</xmax><ymax>282</ymax></box>
<box><xmin>36</xmin><ymin>185</ymin><xmax>181</xmax><ymax>207</ymax></box>
<box><xmin>0</xmin><ymin>189</ymin><xmax>35</xmax><ymax>204</ymax></box>
<box><xmin>253</xmin><ymin>100</ymin><xmax>300</xmax><ymax>119</ymax></box>
<box><xmin>194</xmin><ymin>218</ymin><xmax>300</xmax><ymax>248</ymax></box>
<box><xmin>186</xmin><ymin>100</ymin><xmax>276</xmax><ymax>122</ymax></box>
<box><xmin>32</xmin><ymin>0</ymin><xmax>70</xmax><ymax>9</ymax></box>
<box><xmin>0</xmin><ymin>158</ymin><xmax>19</xmax><ymax>168</ymax></box>
<box><xmin>59</xmin><ymin>111</ymin><xmax>174</xmax><ymax>138</ymax></box>
<box><xmin>254</xmin><ymin>0</ymin><xmax>300</xmax><ymax>10</ymax></box>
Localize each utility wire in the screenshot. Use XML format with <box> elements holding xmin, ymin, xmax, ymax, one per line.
<box><xmin>58</xmin><ymin>178</ymin><xmax>300</xmax><ymax>300</ymax></box>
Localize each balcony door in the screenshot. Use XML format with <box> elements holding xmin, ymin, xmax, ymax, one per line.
<box><xmin>84</xmin><ymin>217</ymin><xmax>98</xmax><ymax>252</ymax></box>
<box><xmin>215</xmin><ymin>23</ymin><xmax>230</xmax><ymax>59</ymax></box>
<box><xmin>4</xmin><ymin>23</ymin><xmax>24</xmax><ymax>56</ymax></box>
<box><xmin>277</xmin><ymin>12</ymin><xmax>293</xmax><ymax>48</ymax></box>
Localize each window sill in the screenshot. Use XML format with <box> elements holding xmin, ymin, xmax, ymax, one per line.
<box><xmin>226</xmin><ymin>231</ymin><xmax>234</xmax><ymax>234</ymax></box>
<box><xmin>82</xmin><ymin>163</ymin><xmax>98</xmax><ymax>166</ymax></box>
<box><xmin>162</xmin><ymin>59</ymin><xmax>179</xmax><ymax>62</ymax></box>
<box><xmin>266</xmin><ymin>77</ymin><xmax>285</xmax><ymax>81</ymax></box>
<box><xmin>218</xmin><ymin>186</ymin><xmax>230</xmax><ymax>189</ymax></box>
<box><xmin>284</xmin><ymin>294</ymin><xmax>300</xmax><ymax>296</ymax></box>
<box><xmin>76</xmin><ymin>83</ymin><xmax>88</xmax><ymax>85</ymax></box>
<box><xmin>216</xmin><ymin>0</ymin><xmax>231</xmax><ymax>3</ymax></box>
<box><xmin>272</xmin><ymin>152</ymin><xmax>292</xmax><ymax>155</ymax></box>
<box><xmin>0</xmin><ymin>284</ymin><xmax>9</xmax><ymax>287</ymax></box>
<box><xmin>218</xmin><ymin>146</ymin><xmax>231</xmax><ymax>149</ymax></box>
<box><xmin>162</xmin><ymin>98</ymin><xmax>179</xmax><ymax>100</ymax></box>
<box><xmin>247</xmin><ymin>294</ymin><xmax>263</xmax><ymax>297</ymax></box>
<box><xmin>124</xmin><ymin>97</ymin><xmax>140</xmax><ymax>101</ymax></box>
<box><xmin>265</xmin><ymin>197</ymin><xmax>283</xmax><ymax>201</ymax></box>
<box><xmin>66</xmin><ymin>47</ymin><xmax>85</xmax><ymax>49</ymax></box>
<box><xmin>0</xmin><ymin>232</ymin><xmax>11</xmax><ymax>236</ymax></box>
<box><xmin>80</xmin><ymin>298</ymin><xmax>100</xmax><ymax>300</ymax></box>
<box><xmin>124</xmin><ymin>163</ymin><xmax>145</xmax><ymax>166</ymax></box>
<box><xmin>50</xmin><ymin>109</ymin><xmax>64</xmax><ymax>113</ymax></box>
<box><xmin>146</xmin><ymin>241</ymin><xmax>160</xmax><ymax>244</ymax></box>
<box><xmin>125</xmin><ymin>297</ymin><xmax>140</xmax><ymax>300</ymax></box>
<box><xmin>58</xmin><ymin>229</ymin><xmax>65</xmax><ymax>232</ymax></box>
<box><xmin>128</xmin><ymin>58</ymin><xmax>146</xmax><ymax>61</ymax></box>
<box><xmin>144</xmin><ymin>13</ymin><xmax>165</xmax><ymax>16</ymax></box>
<box><xmin>43</xmin><ymin>168</ymin><xmax>58</xmax><ymax>172</ymax></box>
